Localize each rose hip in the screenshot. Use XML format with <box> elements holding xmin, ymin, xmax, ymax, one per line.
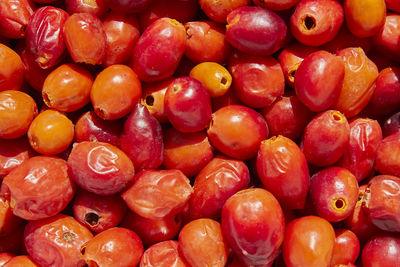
<box><xmin>310</xmin><ymin>167</ymin><xmax>359</xmax><ymax>222</ymax></box>
<box><xmin>102</xmin><ymin>12</ymin><xmax>140</xmax><ymax>66</ymax></box>
<box><xmin>63</xmin><ymin>13</ymin><xmax>107</xmax><ymax>65</ymax></box>
<box><xmin>81</xmin><ymin>227</ymin><xmax>143</xmax><ymax>267</ymax></box>
<box><xmin>222</xmin><ymin>188</ymin><xmax>285</xmax><ymax>267</ymax></box>
<box><xmin>28</xmin><ymin>110</ymin><xmax>74</xmax><ymax>155</ymax></box>
<box><xmin>74</xmin><ymin>111</ymin><xmax>122</xmax><ymax>147</ymax></box>
<box><xmin>42</xmin><ymin>63</ymin><xmax>93</xmax><ymax>112</ymax></box>
<box><xmin>199</xmin><ymin>0</ymin><xmax>250</xmax><ymax>24</ymax></box>
<box><xmin>339</xmin><ymin>118</ymin><xmax>382</xmax><ymax>182</ymax></box>
<box><xmin>121</xmin><ymin>210</ymin><xmax>182</xmax><ymax>246</ymax></box>
<box><xmin>179</xmin><ymin>219</ymin><xmax>228</xmax><ymax>267</ymax></box>
<box><xmin>1</xmin><ymin>156</ymin><xmax>75</xmax><ymax>220</ymax></box>
<box><xmin>66</xmin><ymin>0</ymin><xmax>107</xmax><ymax>17</ymax></box>
<box><xmin>189</xmin><ymin>62</ymin><xmax>232</xmax><ymax>98</ymax></box>
<box><xmin>0</xmin><ymin>44</ymin><xmax>24</xmax><ymax>92</ymax></box>
<box><xmin>294</xmin><ymin>50</ymin><xmax>345</xmax><ymax>112</ymax></box>
<box><xmin>0</xmin><ymin>0</ymin><xmax>35</xmax><ymax>39</ymax></box>
<box><xmin>253</xmin><ymin>0</ymin><xmax>299</xmax><ymax>11</ymax></box>
<box><xmin>0</xmin><ymin>253</ymin><xmax>13</xmax><ymax>266</ymax></box>
<box><xmin>363</xmin><ymin>175</ymin><xmax>400</xmax><ymax>232</ymax></box>
<box><xmin>257</xmin><ymin>135</ymin><xmax>310</xmax><ymax>210</ymax></box>
<box><xmin>163</xmin><ymin>128</ymin><xmax>213</xmax><ymax>177</ymax></box>
<box><xmin>73</xmin><ymin>190</ymin><xmax>127</xmax><ymax>233</ymax></box>
<box><xmin>141</xmin><ymin>79</ymin><xmax>171</xmax><ymax>123</ymax></box>
<box><xmin>362</xmin><ymin>235</ymin><xmax>400</xmax><ymax>267</ymax></box>
<box><xmin>226</xmin><ymin>6</ymin><xmax>287</xmax><ymax>56</ymax></box>
<box><xmin>0</xmin><ymin>137</ymin><xmax>33</xmax><ymax>178</ymax></box>
<box><xmin>262</xmin><ymin>94</ymin><xmax>314</xmax><ymax>141</ymax></box>
<box><xmin>120</xmin><ymin>103</ymin><xmax>163</xmax><ymax>171</ymax></box>
<box><xmin>165</xmin><ymin>77</ymin><xmax>212</xmax><ymax>133</ymax></box>
<box><xmin>132</xmin><ymin>18</ymin><xmax>186</xmax><ymax>82</ymax></box>
<box><xmin>283</xmin><ymin>216</ymin><xmax>335</xmax><ymax>267</ymax></box>
<box><xmin>330</xmin><ymin>229</ymin><xmax>360</xmax><ymax>266</ymax></box>
<box><xmin>278</xmin><ymin>43</ymin><xmax>319</xmax><ymax>88</ymax></box>
<box><xmin>0</xmin><ymin>196</ymin><xmax>22</xmax><ymax>237</ymax></box>
<box><xmin>140</xmin><ymin>240</ymin><xmax>189</xmax><ymax>267</ymax></box>
<box><xmin>24</xmin><ymin>214</ymin><xmax>93</xmax><ymax>267</ymax></box>
<box><xmin>68</xmin><ymin>141</ymin><xmax>135</xmax><ymax>196</ymax></box>
<box><xmin>3</xmin><ymin>255</ymin><xmax>38</xmax><ymax>267</ymax></box>
<box><xmin>332</xmin><ymin>47</ymin><xmax>379</xmax><ymax>118</ymax></box>
<box><xmin>363</xmin><ymin>67</ymin><xmax>400</xmax><ymax>117</ymax></box>
<box><xmin>382</xmin><ymin>111</ymin><xmax>400</xmax><ymax>137</ymax></box>
<box><xmin>373</xmin><ymin>14</ymin><xmax>400</xmax><ymax>61</ymax></box>
<box><xmin>189</xmin><ymin>156</ymin><xmax>250</xmax><ymax>220</ymax></box>
<box><xmin>20</xmin><ymin>49</ymin><xmax>54</xmax><ymax>92</ymax></box>
<box><xmin>228</xmin><ymin>51</ymin><xmax>285</xmax><ymax>108</ymax></box>
<box><xmin>290</xmin><ymin>0</ymin><xmax>344</xmax><ymax>46</ymax></box>
<box><xmin>207</xmin><ymin>105</ymin><xmax>268</xmax><ymax>160</ymax></box>
<box><xmin>344</xmin><ymin>0</ymin><xmax>386</xmax><ymax>38</ymax></box>
<box><xmin>25</xmin><ymin>6</ymin><xmax>69</xmax><ymax>69</ymax></box>
<box><xmin>375</xmin><ymin>133</ymin><xmax>400</xmax><ymax>177</ymax></box>
<box><xmin>91</xmin><ymin>64</ymin><xmax>142</xmax><ymax>120</ymax></box>
<box><xmin>184</xmin><ymin>21</ymin><xmax>231</xmax><ymax>64</ymax></box>
<box><xmin>302</xmin><ymin>110</ymin><xmax>350</xmax><ymax>166</ymax></box>
<box><xmin>121</xmin><ymin>169</ymin><xmax>193</xmax><ymax>219</ymax></box>
<box><xmin>104</xmin><ymin>0</ymin><xmax>152</xmax><ymax>13</ymax></box>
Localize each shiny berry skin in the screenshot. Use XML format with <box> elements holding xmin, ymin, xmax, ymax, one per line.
<box><xmin>91</xmin><ymin>64</ymin><xmax>142</xmax><ymax>120</ymax></box>
<box><xmin>27</xmin><ymin>110</ymin><xmax>74</xmax><ymax>155</ymax></box>
<box><xmin>362</xmin><ymin>235</ymin><xmax>400</xmax><ymax>267</ymax></box>
<box><xmin>373</xmin><ymin>14</ymin><xmax>400</xmax><ymax>61</ymax></box>
<box><xmin>1</xmin><ymin>156</ymin><xmax>75</xmax><ymax>220</ymax></box>
<box><xmin>339</xmin><ymin>118</ymin><xmax>382</xmax><ymax>182</ymax></box>
<box><xmin>163</xmin><ymin>128</ymin><xmax>213</xmax><ymax>178</ymax></box>
<box><xmin>179</xmin><ymin>218</ymin><xmax>228</xmax><ymax>267</ymax></box>
<box><xmin>207</xmin><ymin>105</ymin><xmax>269</xmax><ymax>160</ymax></box>
<box><xmin>81</xmin><ymin>227</ymin><xmax>143</xmax><ymax>267</ymax></box>
<box><xmin>140</xmin><ymin>240</ymin><xmax>189</xmax><ymax>267</ymax></box>
<box><xmin>42</xmin><ymin>63</ymin><xmax>93</xmax><ymax>112</ymax></box>
<box><xmin>24</xmin><ymin>214</ymin><xmax>93</xmax><ymax>267</ymax></box>
<box><xmin>330</xmin><ymin>229</ymin><xmax>360</xmax><ymax>266</ymax></box>
<box><xmin>253</xmin><ymin>0</ymin><xmax>299</xmax><ymax>11</ymax></box>
<box><xmin>262</xmin><ymin>95</ymin><xmax>314</xmax><ymax>141</ymax></box>
<box><xmin>283</xmin><ymin>215</ymin><xmax>335</xmax><ymax>267</ymax></box>
<box><xmin>382</xmin><ymin>112</ymin><xmax>400</xmax><ymax>137</ymax></box>
<box><xmin>0</xmin><ymin>196</ymin><xmax>22</xmax><ymax>237</ymax></box>
<box><xmin>257</xmin><ymin>135</ymin><xmax>310</xmax><ymax>210</ymax></box>
<box><xmin>290</xmin><ymin>0</ymin><xmax>344</xmax><ymax>46</ymax></box>
<box><xmin>74</xmin><ymin>111</ymin><xmax>122</xmax><ymax>147</ymax></box>
<box><xmin>121</xmin><ymin>169</ymin><xmax>193</xmax><ymax>219</ymax></box>
<box><xmin>132</xmin><ymin>18</ymin><xmax>186</xmax><ymax>82</ymax></box>
<box><xmin>66</xmin><ymin>0</ymin><xmax>107</xmax><ymax>17</ymax></box>
<box><xmin>310</xmin><ymin>167</ymin><xmax>359</xmax><ymax>222</ymax></box>
<box><xmin>375</xmin><ymin>133</ymin><xmax>400</xmax><ymax>177</ymax></box>
<box><xmin>0</xmin><ymin>0</ymin><xmax>35</xmax><ymax>39</ymax></box>
<box><xmin>25</xmin><ymin>6</ymin><xmax>69</xmax><ymax>69</ymax></box>
<box><xmin>221</xmin><ymin>188</ymin><xmax>285</xmax><ymax>267</ymax></box>
<box><xmin>302</xmin><ymin>110</ymin><xmax>350</xmax><ymax>166</ymax></box>
<box><xmin>0</xmin><ymin>44</ymin><xmax>24</xmax><ymax>92</ymax></box>
<box><xmin>363</xmin><ymin>175</ymin><xmax>400</xmax><ymax>232</ymax></box>
<box><xmin>121</xmin><ymin>210</ymin><xmax>182</xmax><ymax>246</ymax></box>
<box><xmin>364</xmin><ymin>67</ymin><xmax>400</xmax><ymax>117</ymax></box>
<box><xmin>63</xmin><ymin>13</ymin><xmax>107</xmax><ymax>65</ymax></box>
<box><xmin>198</xmin><ymin>0</ymin><xmax>250</xmax><ymax>24</ymax></box>
<box><xmin>67</xmin><ymin>141</ymin><xmax>135</xmax><ymax>196</ymax></box>
<box><xmin>0</xmin><ymin>253</ymin><xmax>14</xmax><ymax>266</ymax></box>
<box><xmin>278</xmin><ymin>43</ymin><xmax>319</xmax><ymax>88</ymax></box>
<box><xmin>165</xmin><ymin>77</ymin><xmax>212</xmax><ymax>133</ymax></box>
<box><xmin>120</xmin><ymin>103</ymin><xmax>164</xmax><ymax>171</ymax></box>
<box><xmin>184</xmin><ymin>21</ymin><xmax>231</xmax><ymax>64</ymax></box>
<box><xmin>332</xmin><ymin>47</ymin><xmax>379</xmax><ymax>118</ymax></box>
<box><xmin>104</xmin><ymin>0</ymin><xmax>152</xmax><ymax>13</ymax></box>
<box><xmin>73</xmin><ymin>190</ymin><xmax>127</xmax><ymax>233</ymax></box>
<box><xmin>0</xmin><ymin>90</ymin><xmax>37</xmax><ymax>140</ymax></box>
<box><xmin>344</xmin><ymin>0</ymin><xmax>386</xmax><ymax>38</ymax></box>
<box><xmin>226</xmin><ymin>6</ymin><xmax>287</xmax><ymax>56</ymax></box>
<box><xmin>228</xmin><ymin>51</ymin><xmax>285</xmax><ymax>108</ymax></box>
<box><xmin>0</xmin><ymin>137</ymin><xmax>33</xmax><ymax>178</ymax></box>
<box><xmin>102</xmin><ymin>11</ymin><xmax>140</xmax><ymax>66</ymax></box>
<box><xmin>294</xmin><ymin>50</ymin><xmax>345</xmax><ymax>112</ymax></box>
<box><xmin>189</xmin><ymin>156</ymin><xmax>250</xmax><ymax>220</ymax></box>
<box><xmin>141</xmin><ymin>78</ymin><xmax>172</xmax><ymax>123</ymax></box>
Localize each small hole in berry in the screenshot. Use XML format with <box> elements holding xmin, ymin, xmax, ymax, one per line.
<box><xmin>289</xmin><ymin>69</ymin><xmax>296</xmax><ymax>79</ymax></box>
<box><xmin>220</xmin><ymin>77</ymin><xmax>228</xmax><ymax>85</ymax></box>
<box><xmin>333</xmin><ymin>113</ymin><xmax>342</xmax><ymax>121</ymax></box>
<box><xmin>334</xmin><ymin>198</ymin><xmax>345</xmax><ymax>209</ymax></box>
<box><xmin>84</xmin><ymin>212</ymin><xmax>100</xmax><ymax>226</ymax></box>
<box><xmin>303</xmin><ymin>15</ymin><xmax>316</xmax><ymax>30</ymax></box>
<box><xmin>145</xmin><ymin>95</ymin><xmax>155</xmax><ymax>106</ymax></box>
